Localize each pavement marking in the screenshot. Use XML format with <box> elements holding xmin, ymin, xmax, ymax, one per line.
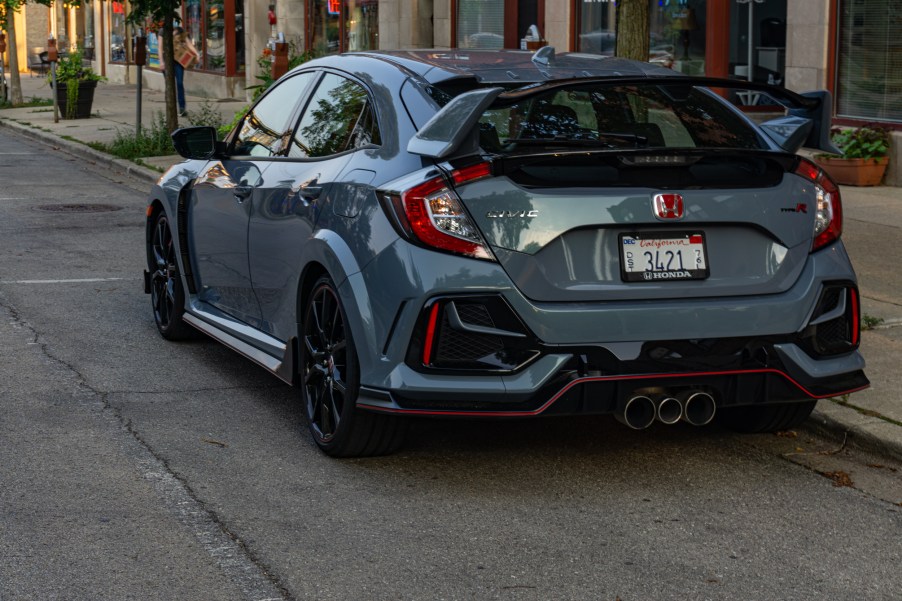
<box><xmin>0</xmin><ymin>152</ymin><xmax>35</xmax><ymax>155</ymax></box>
<box><xmin>1</xmin><ymin>277</ymin><xmax>134</xmax><ymax>284</ymax></box>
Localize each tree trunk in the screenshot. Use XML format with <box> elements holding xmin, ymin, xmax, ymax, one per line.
<box><xmin>615</xmin><ymin>0</ymin><xmax>649</xmax><ymax>62</ymax></box>
<box><xmin>6</xmin><ymin>8</ymin><xmax>23</xmax><ymax>105</ymax></box>
<box><xmin>161</xmin><ymin>20</ymin><xmax>178</xmax><ymax>133</ymax></box>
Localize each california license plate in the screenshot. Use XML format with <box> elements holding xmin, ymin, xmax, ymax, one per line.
<box><xmin>619</xmin><ymin>231</ymin><xmax>709</xmax><ymax>282</ymax></box>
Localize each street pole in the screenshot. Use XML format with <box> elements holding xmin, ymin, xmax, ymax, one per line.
<box><xmin>135</xmin><ymin>34</ymin><xmax>147</xmax><ymax>137</ymax></box>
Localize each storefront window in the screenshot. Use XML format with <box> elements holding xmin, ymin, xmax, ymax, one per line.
<box><xmin>185</xmin><ymin>0</ymin><xmax>203</xmax><ymax>58</ymax></box>
<box><xmin>311</xmin><ymin>0</ymin><xmax>341</xmax><ymax>55</ymax></box>
<box><xmin>457</xmin><ymin>0</ymin><xmax>504</xmax><ymax>49</ymax></box>
<box><xmin>205</xmin><ymin>0</ymin><xmax>226</xmax><ymax>71</ymax></box>
<box><xmin>234</xmin><ymin>0</ymin><xmax>245</xmax><ymax>72</ymax></box>
<box><xmin>577</xmin><ymin>0</ymin><xmax>616</xmax><ymax>55</ymax></box>
<box><xmin>728</xmin><ymin>0</ymin><xmax>785</xmax><ymax>84</ymax></box>
<box><xmin>168</xmin><ymin>0</ymin><xmax>243</xmax><ymax>74</ymax></box>
<box><xmin>345</xmin><ymin>0</ymin><xmax>378</xmax><ymax>51</ymax></box>
<box><xmin>110</xmin><ymin>1</ymin><xmax>128</xmax><ymax>63</ymax></box>
<box><xmin>837</xmin><ymin>0</ymin><xmax>902</xmax><ymax>122</ymax></box>
<box><xmin>576</xmin><ymin>0</ymin><xmax>707</xmax><ymax>75</ymax></box>
<box><xmin>84</xmin><ymin>1</ymin><xmax>96</xmax><ymax>60</ymax></box>
<box><xmin>146</xmin><ymin>25</ymin><xmax>161</xmax><ymax>69</ymax></box>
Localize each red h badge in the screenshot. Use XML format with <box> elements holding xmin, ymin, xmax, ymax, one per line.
<box><xmin>654</xmin><ymin>194</ymin><xmax>684</xmax><ymax>220</ymax></box>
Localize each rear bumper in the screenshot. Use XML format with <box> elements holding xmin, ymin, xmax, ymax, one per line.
<box><xmin>357</xmin><ymin>339</ymin><xmax>868</xmax><ymax>417</ymax></box>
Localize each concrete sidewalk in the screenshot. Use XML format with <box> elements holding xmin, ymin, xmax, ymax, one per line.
<box><xmin>2</xmin><ymin>75</ymin><xmax>901</xmax><ymax>460</ymax></box>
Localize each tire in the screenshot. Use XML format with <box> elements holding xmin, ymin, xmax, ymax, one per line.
<box><xmin>718</xmin><ymin>400</ymin><xmax>817</xmax><ymax>433</ymax></box>
<box><xmin>149</xmin><ymin>212</ymin><xmax>193</xmax><ymax>341</ymax></box>
<box><xmin>300</xmin><ymin>276</ymin><xmax>407</xmax><ymax>457</ymax></box>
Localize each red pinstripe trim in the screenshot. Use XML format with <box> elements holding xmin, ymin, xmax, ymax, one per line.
<box><xmin>360</xmin><ymin>368</ymin><xmax>869</xmax><ymax>417</ymax></box>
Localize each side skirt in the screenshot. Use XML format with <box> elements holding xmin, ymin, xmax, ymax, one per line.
<box><xmin>183</xmin><ymin>311</ymin><xmax>296</xmax><ymax>386</ymax></box>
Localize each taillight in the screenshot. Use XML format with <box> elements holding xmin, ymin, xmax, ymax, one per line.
<box><xmin>395</xmin><ymin>163</ymin><xmax>494</xmax><ymax>260</ymax></box>
<box><xmin>795</xmin><ymin>158</ymin><xmax>842</xmax><ymax>252</ymax></box>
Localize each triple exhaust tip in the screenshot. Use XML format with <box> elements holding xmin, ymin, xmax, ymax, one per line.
<box><xmin>616</xmin><ymin>391</ymin><xmax>716</xmax><ymax>430</ymax></box>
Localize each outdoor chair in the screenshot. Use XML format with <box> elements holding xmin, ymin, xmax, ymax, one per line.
<box><xmin>27</xmin><ymin>51</ymin><xmax>49</xmax><ymax>77</ymax></box>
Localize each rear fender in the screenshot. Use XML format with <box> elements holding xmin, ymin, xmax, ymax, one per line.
<box><xmin>296</xmin><ymin>231</ymin><xmax>381</xmax><ymax>380</ymax></box>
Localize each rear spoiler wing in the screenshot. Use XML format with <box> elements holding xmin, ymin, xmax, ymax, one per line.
<box><xmin>406</xmin><ymin>76</ymin><xmax>840</xmax><ymax>159</ymax></box>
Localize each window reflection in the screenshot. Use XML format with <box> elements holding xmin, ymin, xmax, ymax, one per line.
<box><xmin>290</xmin><ymin>74</ymin><xmax>380</xmax><ymax>158</ymax></box>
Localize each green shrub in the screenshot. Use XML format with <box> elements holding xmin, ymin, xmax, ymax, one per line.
<box><xmin>102</xmin><ymin>111</ymin><xmax>175</xmax><ymax>159</ymax></box>
<box><xmin>186</xmin><ymin>99</ymin><xmax>225</xmax><ymax>131</ymax></box>
<box><xmin>830</xmin><ymin>125</ymin><xmax>891</xmax><ymax>161</ymax></box>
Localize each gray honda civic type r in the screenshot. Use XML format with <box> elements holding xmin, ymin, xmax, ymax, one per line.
<box><xmin>144</xmin><ymin>49</ymin><xmax>868</xmax><ymax>456</ymax></box>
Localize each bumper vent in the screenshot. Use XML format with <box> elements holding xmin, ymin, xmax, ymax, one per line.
<box><xmin>410</xmin><ymin>295</ymin><xmax>540</xmax><ymax>373</ymax></box>
<box><xmin>435</xmin><ymin>308</ymin><xmax>504</xmax><ymax>365</ymax></box>
<box><xmin>804</xmin><ymin>283</ymin><xmax>860</xmax><ymax>356</ymax></box>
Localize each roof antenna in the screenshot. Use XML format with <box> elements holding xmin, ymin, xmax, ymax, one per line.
<box><xmin>531</xmin><ymin>46</ymin><xmax>554</xmax><ymax>66</ymax></box>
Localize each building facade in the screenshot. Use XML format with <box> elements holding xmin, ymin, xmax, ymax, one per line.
<box><xmin>5</xmin><ymin>1</ymin><xmax>899</xmax><ymax>143</ymax></box>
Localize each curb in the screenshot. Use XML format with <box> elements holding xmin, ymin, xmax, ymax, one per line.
<box><xmin>0</xmin><ymin>117</ymin><xmax>160</xmax><ymax>184</ymax></box>
<box><xmin>805</xmin><ymin>406</ymin><xmax>902</xmax><ymax>463</ymax></box>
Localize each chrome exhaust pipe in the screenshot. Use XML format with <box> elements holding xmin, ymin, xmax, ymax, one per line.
<box><xmin>655</xmin><ymin>395</ymin><xmax>683</xmax><ymax>425</ymax></box>
<box><xmin>680</xmin><ymin>391</ymin><xmax>716</xmax><ymax>426</ymax></box>
<box><xmin>615</xmin><ymin>395</ymin><xmax>657</xmax><ymax>430</ymax></box>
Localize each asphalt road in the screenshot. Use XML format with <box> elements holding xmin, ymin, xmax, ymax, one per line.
<box><xmin>1</xmin><ymin>129</ymin><xmax>900</xmax><ymax>601</ymax></box>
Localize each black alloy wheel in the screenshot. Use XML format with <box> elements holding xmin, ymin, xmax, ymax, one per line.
<box><xmin>149</xmin><ymin>213</ymin><xmax>192</xmax><ymax>340</ymax></box>
<box><xmin>303</xmin><ymin>279</ymin><xmax>352</xmax><ymax>443</ymax></box>
<box><xmin>301</xmin><ymin>276</ymin><xmax>407</xmax><ymax>457</ymax></box>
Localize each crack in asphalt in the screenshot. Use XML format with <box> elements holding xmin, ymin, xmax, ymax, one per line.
<box><xmin>0</xmin><ymin>293</ymin><xmax>294</xmax><ymax>601</ymax></box>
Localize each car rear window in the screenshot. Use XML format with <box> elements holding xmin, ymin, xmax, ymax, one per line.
<box><xmin>478</xmin><ymin>83</ymin><xmax>764</xmax><ymax>154</ymax></box>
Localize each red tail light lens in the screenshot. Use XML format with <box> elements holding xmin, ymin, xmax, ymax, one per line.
<box><xmin>397</xmin><ymin>163</ymin><xmax>494</xmax><ymax>260</ymax></box>
<box><xmin>795</xmin><ymin>158</ymin><xmax>842</xmax><ymax>252</ymax></box>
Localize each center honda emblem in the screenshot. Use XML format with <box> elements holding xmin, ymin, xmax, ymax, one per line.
<box><xmin>653</xmin><ymin>194</ymin><xmax>684</xmax><ymax>220</ymax></box>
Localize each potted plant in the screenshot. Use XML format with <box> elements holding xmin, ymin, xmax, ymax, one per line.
<box><xmin>49</xmin><ymin>49</ymin><xmax>105</xmax><ymax>119</ymax></box>
<box><xmin>815</xmin><ymin>124</ymin><xmax>891</xmax><ymax>186</ymax></box>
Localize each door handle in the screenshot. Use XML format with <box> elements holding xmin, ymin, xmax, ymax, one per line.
<box><xmin>298</xmin><ymin>186</ymin><xmax>322</xmax><ymax>202</ymax></box>
<box><xmin>233</xmin><ymin>185</ymin><xmax>253</xmax><ymax>202</ymax></box>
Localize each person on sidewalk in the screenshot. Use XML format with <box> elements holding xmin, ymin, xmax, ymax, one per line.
<box><xmin>168</xmin><ymin>27</ymin><xmax>199</xmax><ymax>117</ymax></box>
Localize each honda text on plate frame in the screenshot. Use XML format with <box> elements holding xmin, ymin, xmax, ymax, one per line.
<box><xmin>145</xmin><ymin>49</ymin><xmax>867</xmax><ymax>456</ymax></box>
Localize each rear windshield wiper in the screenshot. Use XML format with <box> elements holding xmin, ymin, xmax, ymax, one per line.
<box><xmin>503</xmin><ymin>133</ymin><xmax>649</xmax><ymax>147</ymax></box>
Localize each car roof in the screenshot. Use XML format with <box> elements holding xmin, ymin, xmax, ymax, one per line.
<box><xmin>309</xmin><ymin>49</ymin><xmax>678</xmax><ymax>86</ymax></box>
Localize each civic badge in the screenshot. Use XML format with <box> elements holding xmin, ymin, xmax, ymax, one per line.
<box><xmin>653</xmin><ymin>194</ymin><xmax>684</xmax><ymax>220</ymax></box>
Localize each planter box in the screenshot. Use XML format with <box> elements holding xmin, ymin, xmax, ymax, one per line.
<box><xmin>815</xmin><ymin>156</ymin><xmax>889</xmax><ymax>187</ymax></box>
<box><xmin>55</xmin><ymin>80</ymin><xmax>97</xmax><ymax>119</ymax></box>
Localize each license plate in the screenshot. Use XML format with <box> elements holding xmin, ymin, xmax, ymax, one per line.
<box><xmin>619</xmin><ymin>231</ymin><xmax>709</xmax><ymax>282</ymax></box>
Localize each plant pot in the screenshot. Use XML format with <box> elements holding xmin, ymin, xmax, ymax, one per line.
<box><xmin>55</xmin><ymin>79</ymin><xmax>97</xmax><ymax>119</ymax></box>
<box><xmin>814</xmin><ymin>156</ymin><xmax>889</xmax><ymax>187</ymax></box>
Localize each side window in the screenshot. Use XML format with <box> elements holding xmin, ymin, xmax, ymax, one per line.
<box><xmin>233</xmin><ymin>72</ymin><xmax>317</xmax><ymax>157</ymax></box>
<box><xmin>288</xmin><ymin>73</ymin><xmax>381</xmax><ymax>159</ymax></box>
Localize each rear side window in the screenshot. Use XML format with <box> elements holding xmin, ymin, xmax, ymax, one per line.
<box><xmin>288</xmin><ymin>73</ymin><xmax>381</xmax><ymax>158</ymax></box>
<box><xmin>233</xmin><ymin>72</ymin><xmax>316</xmax><ymax>157</ymax></box>
<box><xmin>478</xmin><ymin>83</ymin><xmax>763</xmax><ymax>154</ymax></box>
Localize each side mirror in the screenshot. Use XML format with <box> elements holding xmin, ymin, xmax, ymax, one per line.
<box><xmin>759</xmin><ymin>116</ymin><xmax>814</xmax><ymax>154</ymax></box>
<box><xmin>171</xmin><ymin>126</ymin><xmax>221</xmax><ymax>160</ymax></box>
